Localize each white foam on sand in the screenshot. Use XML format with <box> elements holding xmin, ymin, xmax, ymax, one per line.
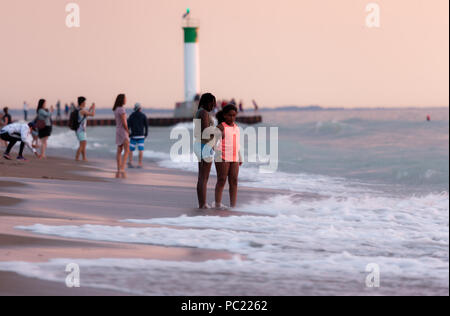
<box><xmin>9</xmin><ymin>119</ymin><xmax>449</xmax><ymax>295</ymax></box>
<box><xmin>7</xmin><ymin>192</ymin><xmax>449</xmax><ymax>295</ymax></box>
<box><xmin>142</xmin><ymin>149</ymin><xmax>370</xmax><ymax>195</ymax></box>
<box><xmin>0</xmin><ymin>253</ymin><xmax>447</xmax><ymax>296</ymax></box>
<box><xmin>48</xmin><ymin>130</ymin><xmax>106</xmax><ymax>150</ymax></box>
<box><xmin>47</xmin><ymin>130</ymin><xmax>79</xmax><ymax>149</ymax></box>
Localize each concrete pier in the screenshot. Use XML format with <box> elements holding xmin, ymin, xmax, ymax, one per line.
<box><xmin>53</xmin><ymin>115</ymin><xmax>263</xmax><ymax>127</ymax></box>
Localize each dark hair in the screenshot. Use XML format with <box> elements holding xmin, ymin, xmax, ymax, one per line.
<box><xmin>3</xmin><ymin>107</ymin><xmax>8</xmax><ymax>114</ymax></box>
<box><xmin>113</xmin><ymin>94</ymin><xmax>126</xmax><ymax>111</ymax></box>
<box><xmin>216</xmin><ymin>104</ymin><xmax>238</xmax><ymax>125</ymax></box>
<box><xmin>37</xmin><ymin>99</ymin><xmax>46</xmax><ymax>113</ymax></box>
<box><xmin>216</xmin><ymin>110</ymin><xmax>225</xmax><ymax>125</ymax></box>
<box><xmin>78</xmin><ymin>96</ymin><xmax>86</xmax><ymax>106</ymax></box>
<box><xmin>28</xmin><ymin>122</ymin><xmax>37</xmax><ymax>130</ymax></box>
<box><xmin>199</xmin><ymin>93</ymin><xmax>216</xmax><ymax>111</ymax></box>
<box><xmin>222</xmin><ymin>104</ymin><xmax>238</xmax><ymax>114</ymax></box>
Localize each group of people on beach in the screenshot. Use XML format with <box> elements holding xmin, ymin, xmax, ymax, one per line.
<box><xmin>1</xmin><ymin>92</ymin><xmax>241</xmax><ymax>208</ymax></box>
<box><xmin>68</xmin><ymin>94</ymin><xmax>148</xmax><ymax>178</ymax></box>
<box><xmin>206</xmin><ymin>98</ymin><xmax>259</xmax><ymax>115</ymax></box>
<box><xmin>0</xmin><ymin>95</ymin><xmax>149</xmax><ymax>175</ymax></box>
<box><xmin>68</xmin><ymin>92</ymin><xmax>240</xmax><ymax>207</ymax></box>
<box><xmin>0</xmin><ymin>99</ymin><xmax>54</xmax><ymax>160</ymax></box>
<box><xmin>110</xmin><ymin>94</ymin><xmax>149</xmax><ymax>178</ymax></box>
<box><xmin>195</xmin><ymin>93</ymin><xmax>243</xmax><ymax>209</ymax></box>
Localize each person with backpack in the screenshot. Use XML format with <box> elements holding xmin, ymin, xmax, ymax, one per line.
<box><xmin>127</xmin><ymin>103</ymin><xmax>149</xmax><ymax>169</ymax></box>
<box><xmin>70</xmin><ymin>97</ymin><xmax>95</xmax><ymax>162</ymax></box>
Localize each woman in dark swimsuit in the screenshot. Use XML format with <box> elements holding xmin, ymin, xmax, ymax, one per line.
<box><xmin>195</xmin><ymin>93</ymin><xmax>217</xmax><ymax>209</ymax></box>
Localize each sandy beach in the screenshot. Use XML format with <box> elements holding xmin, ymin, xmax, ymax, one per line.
<box><xmin>0</xmin><ymin>113</ymin><xmax>448</xmax><ymax>296</ymax></box>
<box><xmin>0</xmin><ymin>150</ymin><xmax>299</xmax><ymax>296</ymax></box>
<box><xmin>1</xmin><ymin>0</ymin><xmax>448</xmax><ymax>299</ymax></box>
<box><xmin>0</xmin><ymin>156</ymin><xmax>101</xmax><ymax>182</ymax></box>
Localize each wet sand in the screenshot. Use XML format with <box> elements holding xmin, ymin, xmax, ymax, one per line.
<box><xmin>0</xmin><ymin>272</ymin><xmax>128</xmax><ymax>296</ymax></box>
<box><xmin>0</xmin><ymin>153</ymin><xmax>309</xmax><ymax>295</ymax></box>
<box><xmin>0</xmin><ymin>156</ymin><xmax>101</xmax><ymax>182</ymax></box>
<box><xmin>0</xmin><ymin>195</ymin><xmax>21</xmax><ymax>207</ymax></box>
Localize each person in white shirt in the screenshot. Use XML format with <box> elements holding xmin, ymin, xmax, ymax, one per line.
<box><xmin>0</xmin><ymin>122</ymin><xmax>41</xmax><ymax>161</ymax></box>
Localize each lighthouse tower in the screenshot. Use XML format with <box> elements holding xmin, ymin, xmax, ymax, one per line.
<box><xmin>182</xmin><ymin>9</ymin><xmax>200</xmax><ymax>102</ymax></box>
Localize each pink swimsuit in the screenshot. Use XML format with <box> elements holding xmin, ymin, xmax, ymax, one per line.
<box><xmin>220</xmin><ymin>122</ymin><xmax>240</xmax><ymax>162</ymax></box>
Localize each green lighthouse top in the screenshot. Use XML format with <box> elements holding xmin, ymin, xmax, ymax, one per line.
<box><xmin>184</xmin><ymin>27</ymin><xmax>198</xmax><ymax>43</ymax></box>
<box><xmin>182</xmin><ymin>8</ymin><xmax>199</xmax><ymax>41</ymax></box>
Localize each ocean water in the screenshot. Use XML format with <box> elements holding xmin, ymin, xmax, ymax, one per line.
<box><xmin>46</xmin><ymin>107</ymin><xmax>449</xmax><ymax>195</ymax></box>
<box><xmin>2</xmin><ymin>108</ymin><xmax>448</xmax><ymax>295</ymax></box>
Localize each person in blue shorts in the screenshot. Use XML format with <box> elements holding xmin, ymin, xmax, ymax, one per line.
<box><xmin>194</xmin><ymin>93</ymin><xmax>217</xmax><ymax>209</ymax></box>
<box><xmin>127</xmin><ymin>103</ymin><xmax>148</xmax><ymax>169</ymax></box>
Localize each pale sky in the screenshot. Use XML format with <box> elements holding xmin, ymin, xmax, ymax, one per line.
<box><xmin>0</xmin><ymin>0</ymin><xmax>448</xmax><ymax>109</ymax></box>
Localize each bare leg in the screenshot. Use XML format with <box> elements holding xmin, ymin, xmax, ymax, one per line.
<box><xmin>76</xmin><ymin>142</ymin><xmax>82</xmax><ymax>161</ymax></box>
<box><xmin>228</xmin><ymin>162</ymin><xmax>240</xmax><ymax>208</ymax></box>
<box><xmin>116</xmin><ymin>145</ymin><xmax>123</xmax><ymax>177</ymax></box>
<box><xmin>197</xmin><ymin>161</ymin><xmax>212</xmax><ymax>208</ymax></box>
<box><xmin>128</xmin><ymin>150</ymin><xmax>134</xmax><ymax>165</ymax></box>
<box><xmin>81</xmin><ymin>141</ymin><xmax>88</xmax><ymax>161</ymax></box>
<box><xmin>215</xmin><ymin>162</ymin><xmax>230</xmax><ymax>207</ymax></box>
<box><xmin>120</xmin><ymin>140</ymin><xmax>130</xmax><ymax>178</ymax></box>
<box><xmin>76</xmin><ymin>140</ymin><xmax>87</xmax><ymax>161</ymax></box>
<box><xmin>40</xmin><ymin>137</ymin><xmax>48</xmax><ymax>158</ymax></box>
<box><xmin>32</xmin><ymin>136</ymin><xmax>38</xmax><ymax>148</ymax></box>
<box><xmin>138</xmin><ymin>150</ymin><xmax>144</xmax><ymax>167</ymax></box>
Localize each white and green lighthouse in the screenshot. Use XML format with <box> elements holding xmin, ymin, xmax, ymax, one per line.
<box><xmin>182</xmin><ymin>9</ymin><xmax>200</xmax><ymax>102</ymax></box>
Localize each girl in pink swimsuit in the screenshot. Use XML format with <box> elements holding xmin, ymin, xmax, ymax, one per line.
<box><xmin>215</xmin><ymin>104</ymin><xmax>242</xmax><ymax>209</ymax></box>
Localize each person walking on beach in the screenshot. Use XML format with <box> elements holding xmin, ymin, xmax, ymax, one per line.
<box><xmin>56</xmin><ymin>100</ymin><xmax>62</xmax><ymax>120</ymax></box>
<box><xmin>2</xmin><ymin>107</ymin><xmax>12</xmax><ymax>126</ymax></box>
<box><xmin>64</xmin><ymin>103</ymin><xmax>70</xmax><ymax>117</ymax></box>
<box><xmin>23</xmin><ymin>102</ymin><xmax>29</xmax><ymax>121</ymax></box>
<box><xmin>71</xmin><ymin>97</ymin><xmax>96</xmax><ymax>162</ymax></box>
<box><xmin>239</xmin><ymin>100</ymin><xmax>244</xmax><ymax>113</ymax></box>
<box><xmin>0</xmin><ymin>122</ymin><xmax>41</xmax><ymax>160</ymax></box>
<box><xmin>36</xmin><ymin>99</ymin><xmax>53</xmax><ymax>159</ymax></box>
<box><xmin>127</xmin><ymin>103</ymin><xmax>148</xmax><ymax>169</ymax></box>
<box><xmin>113</xmin><ymin>94</ymin><xmax>130</xmax><ymax>178</ymax></box>
<box><xmin>252</xmin><ymin>99</ymin><xmax>259</xmax><ymax>111</ymax></box>
<box><xmin>214</xmin><ymin>104</ymin><xmax>242</xmax><ymax>209</ymax></box>
<box><xmin>194</xmin><ymin>93</ymin><xmax>217</xmax><ymax>209</ymax></box>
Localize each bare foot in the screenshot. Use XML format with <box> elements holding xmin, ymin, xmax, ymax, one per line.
<box><xmin>198</xmin><ymin>203</ymin><xmax>211</xmax><ymax>210</ymax></box>
<box><xmin>214</xmin><ymin>203</ymin><xmax>229</xmax><ymax>210</ymax></box>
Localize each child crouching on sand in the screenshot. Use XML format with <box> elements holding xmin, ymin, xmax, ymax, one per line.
<box><xmin>214</xmin><ymin>104</ymin><xmax>242</xmax><ymax>209</ymax></box>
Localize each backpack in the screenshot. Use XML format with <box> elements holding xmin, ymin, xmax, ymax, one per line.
<box><xmin>68</xmin><ymin>109</ymin><xmax>80</xmax><ymax>131</ymax></box>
